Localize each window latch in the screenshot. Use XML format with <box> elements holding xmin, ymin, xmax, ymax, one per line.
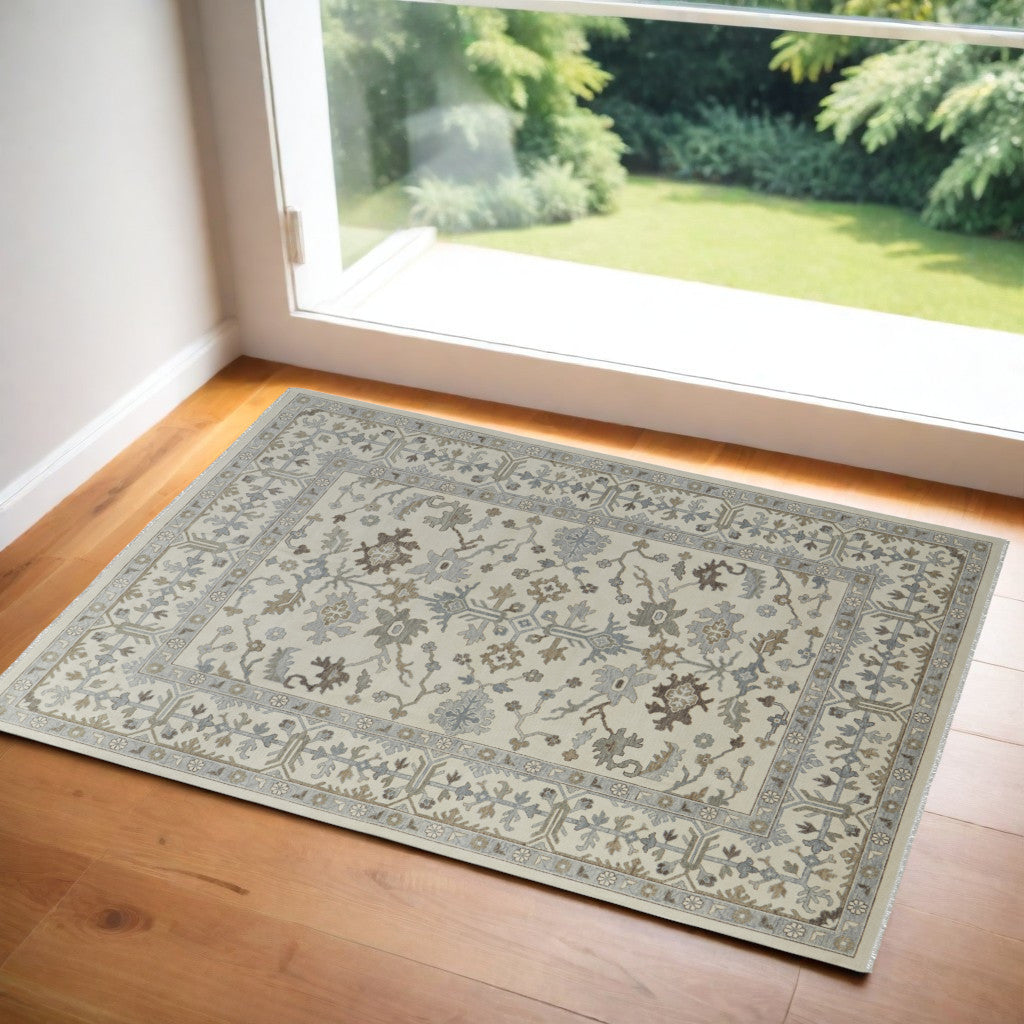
<box><xmin>284</xmin><ymin>207</ymin><xmax>305</xmax><ymax>265</ymax></box>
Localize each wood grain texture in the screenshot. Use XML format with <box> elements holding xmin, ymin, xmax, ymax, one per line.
<box><xmin>953</xmin><ymin>662</ymin><xmax>1024</xmax><ymax>746</ymax></box>
<box><xmin>892</xmin><ymin>813</ymin><xmax>1024</xmax><ymax>942</ymax></box>
<box><xmin>926</xmin><ymin>731</ymin><xmax>1024</xmax><ymax>836</ymax></box>
<box><xmin>975</xmin><ymin>597</ymin><xmax>1024</xmax><ymax>672</ymax></box>
<box><xmin>0</xmin><ymin>740</ymin><xmax>159</xmax><ymax>859</ymax></box>
<box><xmin>2</xmin><ymin>861</ymin><xmax>602</xmax><ymax>1024</ymax></box>
<box><xmin>0</xmin><ymin>357</ymin><xmax>1021</xmax><ymax>1023</ymax></box>
<box><xmin>0</xmin><ymin>976</ymin><xmax>118</xmax><ymax>1024</ymax></box>
<box><xmin>108</xmin><ymin>776</ymin><xmax>798</xmax><ymax>1024</ymax></box>
<box><xmin>786</xmin><ymin>907</ymin><xmax>1024</xmax><ymax>1024</ymax></box>
<box><xmin>0</xmin><ymin>830</ymin><xmax>90</xmax><ymax>965</ymax></box>
<box><xmin>0</xmin><ymin>559</ymin><xmax>102</xmax><ymax>674</ymax></box>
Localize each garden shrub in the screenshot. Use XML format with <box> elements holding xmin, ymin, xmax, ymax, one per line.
<box><xmin>518</xmin><ymin>108</ymin><xmax>628</xmax><ymax>214</ymax></box>
<box><xmin>406</xmin><ymin>163</ymin><xmax>592</xmax><ymax>233</ymax></box>
<box><xmin>526</xmin><ymin>160</ymin><xmax>591</xmax><ymax>224</ymax></box>
<box><xmin>922</xmin><ymin>173</ymin><xmax>1024</xmax><ymax>238</ymax></box>
<box><xmin>590</xmin><ymin>98</ymin><xmax>690</xmax><ymax>174</ymax></box>
<box><xmin>601</xmin><ymin>98</ymin><xmax>950</xmax><ymax>212</ymax></box>
<box><xmin>589</xmin><ymin>20</ymin><xmax>834</xmax><ymax>119</ymax></box>
<box><xmin>483</xmin><ymin>175</ymin><xmax>541</xmax><ymax>229</ymax></box>
<box><xmin>407</xmin><ymin>177</ymin><xmax>491</xmax><ymax>233</ymax></box>
<box><xmin>323</xmin><ymin>2</ymin><xmax>628</xmax><ymax>232</ymax></box>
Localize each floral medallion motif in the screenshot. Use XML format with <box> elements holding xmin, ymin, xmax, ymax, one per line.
<box><xmin>0</xmin><ymin>390</ymin><xmax>1005</xmax><ymax>971</ymax></box>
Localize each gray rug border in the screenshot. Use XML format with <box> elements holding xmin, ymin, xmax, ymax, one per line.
<box><xmin>0</xmin><ymin>386</ymin><xmax>1009</xmax><ymax>973</ymax></box>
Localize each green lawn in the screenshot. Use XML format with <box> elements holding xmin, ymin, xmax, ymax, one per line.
<box><xmin>339</xmin><ymin>183</ymin><xmax>411</xmax><ymax>267</ymax></box>
<box><xmin>455</xmin><ymin>177</ymin><xmax>1024</xmax><ymax>335</ymax></box>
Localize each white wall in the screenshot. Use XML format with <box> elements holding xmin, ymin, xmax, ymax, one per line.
<box><xmin>0</xmin><ymin>0</ymin><xmax>238</xmax><ymax>546</ymax></box>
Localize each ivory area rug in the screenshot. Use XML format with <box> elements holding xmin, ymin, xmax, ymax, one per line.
<box><xmin>0</xmin><ymin>389</ymin><xmax>1005</xmax><ymax>971</ymax></box>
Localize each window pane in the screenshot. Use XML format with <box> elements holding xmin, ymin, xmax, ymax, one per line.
<box><xmin>311</xmin><ymin>1</ymin><xmax>1022</xmax><ymax>432</ymax></box>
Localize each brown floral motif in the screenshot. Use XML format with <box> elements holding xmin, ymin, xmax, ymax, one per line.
<box><xmin>356</xmin><ymin>528</ymin><xmax>419</xmax><ymax>575</ymax></box>
<box><xmin>320</xmin><ymin>598</ymin><xmax>358</xmax><ymax>625</ymax></box>
<box><xmin>283</xmin><ymin>655</ymin><xmax>349</xmax><ymax>694</ymax></box>
<box><xmin>646</xmin><ymin>673</ymin><xmax>712</xmax><ymax>730</ymax></box>
<box><xmin>527</xmin><ymin>576</ymin><xmax>570</xmax><ymax>604</ymax></box>
<box><xmin>481</xmin><ymin>640</ymin><xmax>525</xmax><ymax>673</ymax></box>
<box><xmin>692</xmin><ymin>559</ymin><xmax>745</xmax><ymax>591</ymax></box>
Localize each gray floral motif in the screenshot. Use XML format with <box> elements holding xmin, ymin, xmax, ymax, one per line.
<box><xmin>687</xmin><ymin>601</ymin><xmax>746</xmax><ymax>656</ymax></box>
<box><xmin>366</xmin><ymin>607</ymin><xmax>428</xmax><ymax>648</ymax></box>
<box><xmin>551</xmin><ymin>525</ymin><xmax>610</xmax><ymax>564</ymax></box>
<box><xmin>410</xmin><ymin>548</ymin><xmax>471</xmax><ymax>585</ymax></box>
<box><xmin>302</xmin><ymin>593</ymin><xmax>369</xmax><ymax>644</ymax></box>
<box><xmin>429</xmin><ymin>689</ymin><xmax>495</xmax><ymax>735</ymax></box>
<box><xmin>590</xmin><ymin>663</ymin><xmax>655</xmax><ymax>705</ymax></box>
<box><xmin>629</xmin><ymin>598</ymin><xmax>688</xmax><ymax>637</ymax></box>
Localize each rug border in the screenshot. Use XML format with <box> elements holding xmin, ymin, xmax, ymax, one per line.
<box><xmin>0</xmin><ymin>386</ymin><xmax>1009</xmax><ymax>973</ymax></box>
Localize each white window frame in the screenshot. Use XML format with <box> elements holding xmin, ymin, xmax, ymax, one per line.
<box><xmin>194</xmin><ymin>0</ymin><xmax>1024</xmax><ymax>497</ymax></box>
<box><xmin>413</xmin><ymin>0</ymin><xmax>1024</xmax><ymax>47</ymax></box>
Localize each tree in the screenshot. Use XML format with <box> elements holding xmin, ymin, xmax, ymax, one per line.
<box><xmin>771</xmin><ymin>0</ymin><xmax>1024</xmax><ymax>232</ymax></box>
<box><xmin>320</xmin><ymin>1</ymin><xmax>628</xmax><ymax>219</ymax></box>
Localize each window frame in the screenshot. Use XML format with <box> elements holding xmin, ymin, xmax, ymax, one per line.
<box><xmin>191</xmin><ymin>0</ymin><xmax>1024</xmax><ymax>498</ymax></box>
<box><xmin>410</xmin><ymin>0</ymin><xmax>1024</xmax><ymax>47</ymax></box>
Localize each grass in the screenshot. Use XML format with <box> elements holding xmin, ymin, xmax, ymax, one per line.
<box><xmin>339</xmin><ymin>182</ymin><xmax>412</xmax><ymax>267</ymax></box>
<box><xmin>455</xmin><ymin>176</ymin><xmax>1024</xmax><ymax>335</ymax></box>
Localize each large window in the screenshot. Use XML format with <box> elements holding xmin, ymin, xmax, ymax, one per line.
<box><xmin>261</xmin><ymin>0</ymin><xmax>1023</xmax><ymax>435</ymax></box>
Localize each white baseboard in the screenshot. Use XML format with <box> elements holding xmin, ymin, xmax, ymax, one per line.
<box><xmin>0</xmin><ymin>319</ymin><xmax>241</xmax><ymax>551</ymax></box>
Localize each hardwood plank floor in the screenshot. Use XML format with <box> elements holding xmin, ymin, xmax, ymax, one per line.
<box><xmin>785</xmin><ymin>907</ymin><xmax>1023</xmax><ymax>1024</ymax></box>
<box><xmin>104</xmin><ymin>774</ymin><xmax>797</xmax><ymax>1024</ymax></box>
<box><xmin>925</xmin><ymin>731</ymin><xmax>1024</xmax><ymax>836</ymax></box>
<box><xmin>953</xmin><ymin>662</ymin><xmax>1024</xmax><ymax>745</ymax></box>
<box><xmin>2</xmin><ymin>861</ymin><xmax>599</xmax><ymax>1024</ymax></box>
<box><xmin>0</xmin><ymin>831</ymin><xmax>91</xmax><ymax>964</ymax></box>
<box><xmin>0</xmin><ymin>357</ymin><xmax>1021</xmax><ymax>1023</ymax></box>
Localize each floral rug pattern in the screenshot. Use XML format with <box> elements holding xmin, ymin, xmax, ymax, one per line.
<box><xmin>0</xmin><ymin>390</ymin><xmax>1004</xmax><ymax>970</ymax></box>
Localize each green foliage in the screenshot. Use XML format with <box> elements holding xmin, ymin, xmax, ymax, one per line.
<box><xmin>769</xmin><ymin>0</ymin><xmax>935</xmax><ymax>83</ymax></box>
<box><xmin>591</xmin><ymin>20</ymin><xmax>834</xmax><ymax>117</ymax></box>
<box><xmin>773</xmin><ymin>0</ymin><xmax>1024</xmax><ymax>233</ymax></box>
<box><xmin>320</xmin><ymin>1</ymin><xmax>627</xmax><ymax>230</ymax></box>
<box><xmin>596</xmin><ymin>98</ymin><xmax>691</xmax><ymax>172</ymax></box>
<box><xmin>818</xmin><ymin>42</ymin><xmax>1024</xmax><ymax>233</ymax></box>
<box><xmin>407</xmin><ymin>177</ymin><xmax>489</xmax><ymax>233</ymax></box>
<box><xmin>320</xmin><ymin>0</ymin><xmax>414</xmax><ymax>195</ymax></box>
<box><xmin>459</xmin><ymin>8</ymin><xmax>623</xmax><ymax>113</ymax></box>
<box><xmin>407</xmin><ymin>163</ymin><xmax>592</xmax><ymax>234</ymax></box>
<box><xmin>518</xmin><ymin>107</ymin><xmax>627</xmax><ymax>212</ymax></box>
<box><xmin>484</xmin><ymin>175</ymin><xmax>541</xmax><ymax>229</ymax></box>
<box><xmin>454</xmin><ymin>8</ymin><xmax>627</xmax><ymax>214</ymax></box>
<box><xmin>527</xmin><ymin>160</ymin><xmax>591</xmax><ymax>222</ymax></box>
<box><xmin>603</xmin><ymin>100</ymin><xmax>948</xmax><ymax>208</ymax></box>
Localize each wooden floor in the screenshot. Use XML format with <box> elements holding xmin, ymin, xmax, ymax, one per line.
<box><xmin>0</xmin><ymin>357</ymin><xmax>1021</xmax><ymax>1024</ymax></box>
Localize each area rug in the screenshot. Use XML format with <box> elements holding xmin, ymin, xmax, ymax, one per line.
<box><xmin>0</xmin><ymin>390</ymin><xmax>1005</xmax><ymax>971</ymax></box>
